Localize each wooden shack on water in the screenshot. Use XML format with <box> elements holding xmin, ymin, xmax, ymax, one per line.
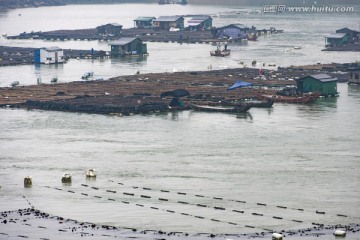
<box><xmin>109</xmin><ymin>37</ymin><xmax>147</xmax><ymax>57</ymax></box>
<box><xmin>187</xmin><ymin>16</ymin><xmax>213</xmax><ymax>31</ymax></box>
<box><xmin>153</xmin><ymin>16</ymin><xmax>184</xmax><ymax>30</ymax></box>
<box><xmin>134</xmin><ymin>17</ymin><xmax>156</xmax><ymax>29</ymax></box>
<box><xmin>212</xmin><ymin>24</ymin><xmax>249</xmax><ymax>40</ymax></box>
<box><xmin>96</xmin><ymin>23</ymin><xmax>123</xmax><ymax>36</ymax></box>
<box><xmin>325</xmin><ymin>33</ymin><xmax>349</xmax><ymax>47</ymax></box>
<box><xmin>34</xmin><ymin>46</ymin><xmax>65</xmax><ymax>64</ymax></box>
<box><xmin>296</xmin><ymin>74</ymin><xmax>338</xmax><ymax>97</ymax></box>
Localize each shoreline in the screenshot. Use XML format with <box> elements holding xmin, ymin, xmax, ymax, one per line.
<box><xmin>1</xmin><ymin>207</ymin><xmax>359</xmax><ymax>239</ymax></box>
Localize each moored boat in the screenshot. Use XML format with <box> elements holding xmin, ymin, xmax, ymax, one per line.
<box><xmin>225</xmin><ymin>99</ymin><xmax>274</xmax><ymax>108</ymax></box>
<box><xmin>190</xmin><ymin>103</ymin><xmax>252</xmax><ymax>113</ymax></box>
<box><xmin>257</xmin><ymin>92</ymin><xmax>320</xmax><ymax>104</ymax></box>
<box><xmin>210</xmin><ymin>49</ymin><xmax>231</xmax><ymax>57</ymax></box>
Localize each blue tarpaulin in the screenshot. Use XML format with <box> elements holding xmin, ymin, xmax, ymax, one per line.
<box><xmin>227</xmin><ymin>81</ymin><xmax>253</xmax><ymax>91</ymax></box>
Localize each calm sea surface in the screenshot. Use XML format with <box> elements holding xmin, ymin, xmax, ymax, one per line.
<box><xmin>0</xmin><ymin>3</ymin><xmax>360</xmax><ymax>235</ymax></box>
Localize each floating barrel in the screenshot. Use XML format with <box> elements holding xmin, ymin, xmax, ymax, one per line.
<box><xmin>24</xmin><ymin>176</ymin><xmax>32</xmax><ymax>187</ymax></box>
<box><xmin>334</xmin><ymin>229</ymin><xmax>346</xmax><ymax>237</ymax></box>
<box><xmin>61</xmin><ymin>173</ymin><xmax>71</xmax><ymax>183</ymax></box>
<box><xmin>272</xmin><ymin>233</ymin><xmax>283</xmax><ymax>240</ymax></box>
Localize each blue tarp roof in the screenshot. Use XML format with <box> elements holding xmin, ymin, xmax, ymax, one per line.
<box><xmin>227</xmin><ymin>81</ymin><xmax>253</xmax><ymax>91</ymax></box>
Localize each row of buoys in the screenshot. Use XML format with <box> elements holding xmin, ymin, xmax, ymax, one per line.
<box><xmin>24</xmin><ymin>169</ymin><xmax>96</xmax><ymax>187</ymax></box>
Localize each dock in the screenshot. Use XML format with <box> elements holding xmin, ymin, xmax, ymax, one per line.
<box><xmin>0</xmin><ymin>46</ymin><xmax>108</xmax><ymax>67</ymax></box>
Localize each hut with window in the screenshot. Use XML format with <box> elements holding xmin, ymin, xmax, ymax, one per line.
<box><xmin>187</xmin><ymin>16</ymin><xmax>212</xmax><ymax>31</ymax></box>
<box><xmin>96</xmin><ymin>23</ymin><xmax>123</xmax><ymax>36</ymax></box>
<box><xmin>336</xmin><ymin>28</ymin><xmax>359</xmax><ymax>42</ymax></box>
<box><xmin>134</xmin><ymin>17</ymin><xmax>155</xmax><ymax>29</ymax></box>
<box><xmin>152</xmin><ymin>16</ymin><xmax>184</xmax><ymax>31</ymax></box>
<box><xmin>325</xmin><ymin>33</ymin><xmax>349</xmax><ymax>47</ymax></box>
<box><xmin>296</xmin><ymin>74</ymin><xmax>338</xmax><ymax>97</ymax></box>
<box><xmin>34</xmin><ymin>46</ymin><xmax>65</xmax><ymax>64</ymax></box>
<box><xmin>109</xmin><ymin>37</ymin><xmax>147</xmax><ymax>57</ymax></box>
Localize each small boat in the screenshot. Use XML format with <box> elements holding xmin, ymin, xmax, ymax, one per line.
<box><xmin>257</xmin><ymin>92</ymin><xmax>320</xmax><ymax>104</ymax></box>
<box><xmin>10</xmin><ymin>81</ymin><xmax>19</xmax><ymax>87</ymax></box>
<box><xmin>221</xmin><ymin>99</ymin><xmax>274</xmax><ymax>108</ymax></box>
<box><xmin>210</xmin><ymin>44</ymin><xmax>230</xmax><ymax>57</ymax></box>
<box><xmin>82</xmin><ymin>71</ymin><xmax>94</xmax><ymax>79</ymax></box>
<box><xmin>190</xmin><ymin>103</ymin><xmax>252</xmax><ymax>113</ymax></box>
<box><xmin>51</xmin><ymin>76</ymin><xmax>58</xmax><ymax>83</ymax></box>
<box><xmin>210</xmin><ymin>49</ymin><xmax>231</xmax><ymax>57</ymax></box>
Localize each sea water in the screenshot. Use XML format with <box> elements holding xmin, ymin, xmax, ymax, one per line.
<box><xmin>0</xmin><ymin>3</ymin><xmax>359</xmax><ymax>234</ymax></box>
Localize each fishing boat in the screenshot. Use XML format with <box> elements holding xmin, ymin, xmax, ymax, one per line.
<box><xmin>257</xmin><ymin>92</ymin><xmax>320</xmax><ymax>104</ymax></box>
<box><xmin>210</xmin><ymin>44</ymin><xmax>230</xmax><ymax>57</ymax></box>
<box><xmin>190</xmin><ymin>103</ymin><xmax>252</xmax><ymax>113</ymax></box>
<box><xmin>222</xmin><ymin>99</ymin><xmax>274</xmax><ymax>108</ymax></box>
<box><xmin>210</xmin><ymin>49</ymin><xmax>231</xmax><ymax>57</ymax></box>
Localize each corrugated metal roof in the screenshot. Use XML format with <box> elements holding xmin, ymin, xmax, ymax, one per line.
<box><xmin>310</xmin><ymin>74</ymin><xmax>338</xmax><ymax>82</ymax></box>
<box><xmin>134</xmin><ymin>17</ymin><xmax>155</xmax><ymax>22</ymax></box>
<box><xmin>43</xmin><ymin>46</ymin><xmax>62</xmax><ymax>52</ymax></box>
<box><xmin>155</xmin><ymin>16</ymin><xmax>183</xmax><ymax>22</ymax></box>
<box><xmin>190</xmin><ymin>15</ymin><xmax>211</xmax><ymax>21</ymax></box>
<box><xmin>325</xmin><ymin>33</ymin><xmax>347</xmax><ymax>39</ymax></box>
<box><xmin>216</xmin><ymin>24</ymin><xmax>247</xmax><ymax>30</ymax></box>
<box><xmin>109</xmin><ymin>37</ymin><xmax>139</xmax><ymax>46</ymax></box>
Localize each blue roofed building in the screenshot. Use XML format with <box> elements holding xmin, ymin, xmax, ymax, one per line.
<box><xmin>212</xmin><ymin>24</ymin><xmax>250</xmax><ymax>40</ymax></box>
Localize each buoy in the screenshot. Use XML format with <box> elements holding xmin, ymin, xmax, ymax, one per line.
<box><xmin>334</xmin><ymin>229</ymin><xmax>346</xmax><ymax>237</ymax></box>
<box><xmin>272</xmin><ymin>233</ymin><xmax>283</xmax><ymax>240</ymax></box>
<box><xmin>24</xmin><ymin>176</ymin><xmax>32</xmax><ymax>187</ymax></box>
<box><xmin>61</xmin><ymin>173</ymin><xmax>72</xmax><ymax>183</ymax></box>
<box><xmin>86</xmin><ymin>169</ymin><xmax>96</xmax><ymax>178</ymax></box>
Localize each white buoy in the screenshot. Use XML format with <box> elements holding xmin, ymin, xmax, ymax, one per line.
<box><xmin>86</xmin><ymin>169</ymin><xmax>96</xmax><ymax>178</ymax></box>
<box><xmin>61</xmin><ymin>173</ymin><xmax>72</xmax><ymax>183</ymax></box>
<box><xmin>334</xmin><ymin>229</ymin><xmax>346</xmax><ymax>237</ymax></box>
<box><xmin>272</xmin><ymin>233</ymin><xmax>283</xmax><ymax>240</ymax></box>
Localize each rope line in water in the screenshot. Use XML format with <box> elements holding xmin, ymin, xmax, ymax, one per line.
<box><xmin>80</xmin><ymin>184</ymin><xmax>326</xmax><ymax>227</ymax></box>
<box><xmin>43</xmin><ymin>185</ymin><xmax>277</xmax><ymax>232</ymax></box>
<box><xmin>106</xmin><ymin>179</ymin><xmax>356</xmax><ymax>220</ymax></box>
